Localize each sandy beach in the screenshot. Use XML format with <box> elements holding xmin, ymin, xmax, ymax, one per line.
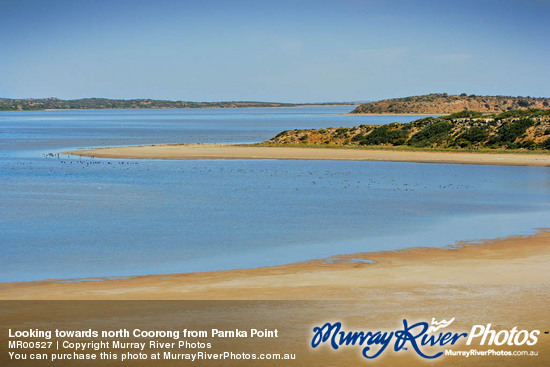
<box><xmin>68</xmin><ymin>144</ymin><xmax>550</xmax><ymax>167</ymax></box>
<box><xmin>2</xmin><ymin>231</ymin><xmax>549</xmax><ymax>366</ymax></box>
<box><xmin>1</xmin><ymin>230</ymin><xmax>548</xmax><ymax>301</ymax></box>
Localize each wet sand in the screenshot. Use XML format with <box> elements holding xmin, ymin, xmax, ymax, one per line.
<box><xmin>68</xmin><ymin>144</ymin><xmax>550</xmax><ymax>167</ymax></box>
<box><xmin>2</xmin><ymin>232</ymin><xmax>548</xmax><ymax>366</ymax></box>
<box><xmin>2</xmin><ymin>230</ymin><xmax>549</xmax><ymax>302</ymax></box>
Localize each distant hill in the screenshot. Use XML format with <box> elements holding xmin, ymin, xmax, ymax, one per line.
<box><xmin>350</xmin><ymin>93</ymin><xmax>550</xmax><ymax>114</ymax></box>
<box><xmin>264</xmin><ymin>109</ymin><xmax>550</xmax><ymax>150</ymax></box>
<box><xmin>0</xmin><ymin>98</ymin><xmax>304</xmax><ymax>111</ymax></box>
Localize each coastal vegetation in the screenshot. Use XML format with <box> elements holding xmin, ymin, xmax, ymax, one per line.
<box><xmin>264</xmin><ymin>109</ymin><xmax>550</xmax><ymax>151</ymax></box>
<box><xmin>0</xmin><ymin>98</ymin><xmax>354</xmax><ymax>111</ymax></box>
<box><xmin>350</xmin><ymin>93</ymin><xmax>550</xmax><ymax>114</ymax></box>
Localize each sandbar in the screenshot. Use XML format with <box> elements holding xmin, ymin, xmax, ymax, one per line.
<box><xmin>68</xmin><ymin>144</ymin><xmax>550</xmax><ymax>166</ymax></box>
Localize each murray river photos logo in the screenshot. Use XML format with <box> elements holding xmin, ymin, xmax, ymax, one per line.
<box><xmin>311</xmin><ymin>318</ymin><xmax>540</xmax><ymax>359</ymax></box>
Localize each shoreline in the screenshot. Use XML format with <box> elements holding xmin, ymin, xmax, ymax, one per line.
<box><xmin>345</xmin><ymin>112</ymin><xmax>442</xmax><ymax>116</ymax></box>
<box><xmin>1</xmin><ymin>229</ymin><xmax>548</xmax><ymax>300</ymax></box>
<box><xmin>1</xmin><ymin>104</ymin><xmax>357</xmax><ymax>113</ymax></box>
<box><xmin>3</xmin><ymin>228</ymin><xmax>548</xmax><ymax>366</ymax></box>
<box><xmin>67</xmin><ymin>143</ymin><xmax>550</xmax><ymax>167</ymax></box>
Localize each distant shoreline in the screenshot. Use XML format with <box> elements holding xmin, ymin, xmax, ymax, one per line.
<box><xmin>67</xmin><ymin>143</ymin><xmax>550</xmax><ymax>167</ymax></box>
<box><xmin>0</xmin><ymin>105</ymin><xmax>357</xmax><ymax>112</ymax></box>
<box><xmin>0</xmin><ymin>98</ymin><xmax>358</xmax><ymax>112</ymax></box>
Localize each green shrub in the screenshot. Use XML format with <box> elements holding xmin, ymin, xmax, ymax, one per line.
<box><xmin>273</xmin><ymin>130</ymin><xmax>288</xmax><ymax>139</ymax></box>
<box><xmin>493</xmin><ymin>109</ymin><xmax>538</xmax><ymax>119</ymax></box>
<box><xmin>498</xmin><ymin>118</ymin><xmax>534</xmax><ymax>143</ymax></box>
<box><xmin>361</xmin><ymin>125</ymin><xmax>392</xmax><ymax>145</ymax></box>
<box><xmin>334</xmin><ymin>127</ymin><xmax>349</xmax><ymax>138</ymax></box>
<box><xmin>355</xmin><ymin>125</ymin><xmax>410</xmax><ymax>146</ymax></box>
<box><xmin>455</xmin><ymin>126</ymin><xmax>489</xmax><ymax>145</ymax></box>
<box><xmin>449</xmin><ymin>110</ymin><xmax>484</xmax><ymax>119</ymax></box>
<box><xmin>518</xmin><ymin>140</ymin><xmax>536</xmax><ymax>150</ymax></box>
<box><xmin>408</xmin><ymin>121</ymin><xmax>453</xmax><ymax>147</ymax></box>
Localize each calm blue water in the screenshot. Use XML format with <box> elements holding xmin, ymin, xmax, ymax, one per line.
<box><xmin>1</xmin><ymin>107</ymin><xmax>549</xmax><ymax>282</ymax></box>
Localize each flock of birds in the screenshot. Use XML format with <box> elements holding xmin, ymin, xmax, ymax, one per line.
<box><xmin>32</xmin><ymin>152</ymin><xmax>474</xmax><ymax>193</ymax></box>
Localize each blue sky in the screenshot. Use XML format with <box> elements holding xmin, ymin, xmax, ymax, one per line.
<box><xmin>1</xmin><ymin>0</ymin><xmax>548</xmax><ymax>102</ymax></box>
